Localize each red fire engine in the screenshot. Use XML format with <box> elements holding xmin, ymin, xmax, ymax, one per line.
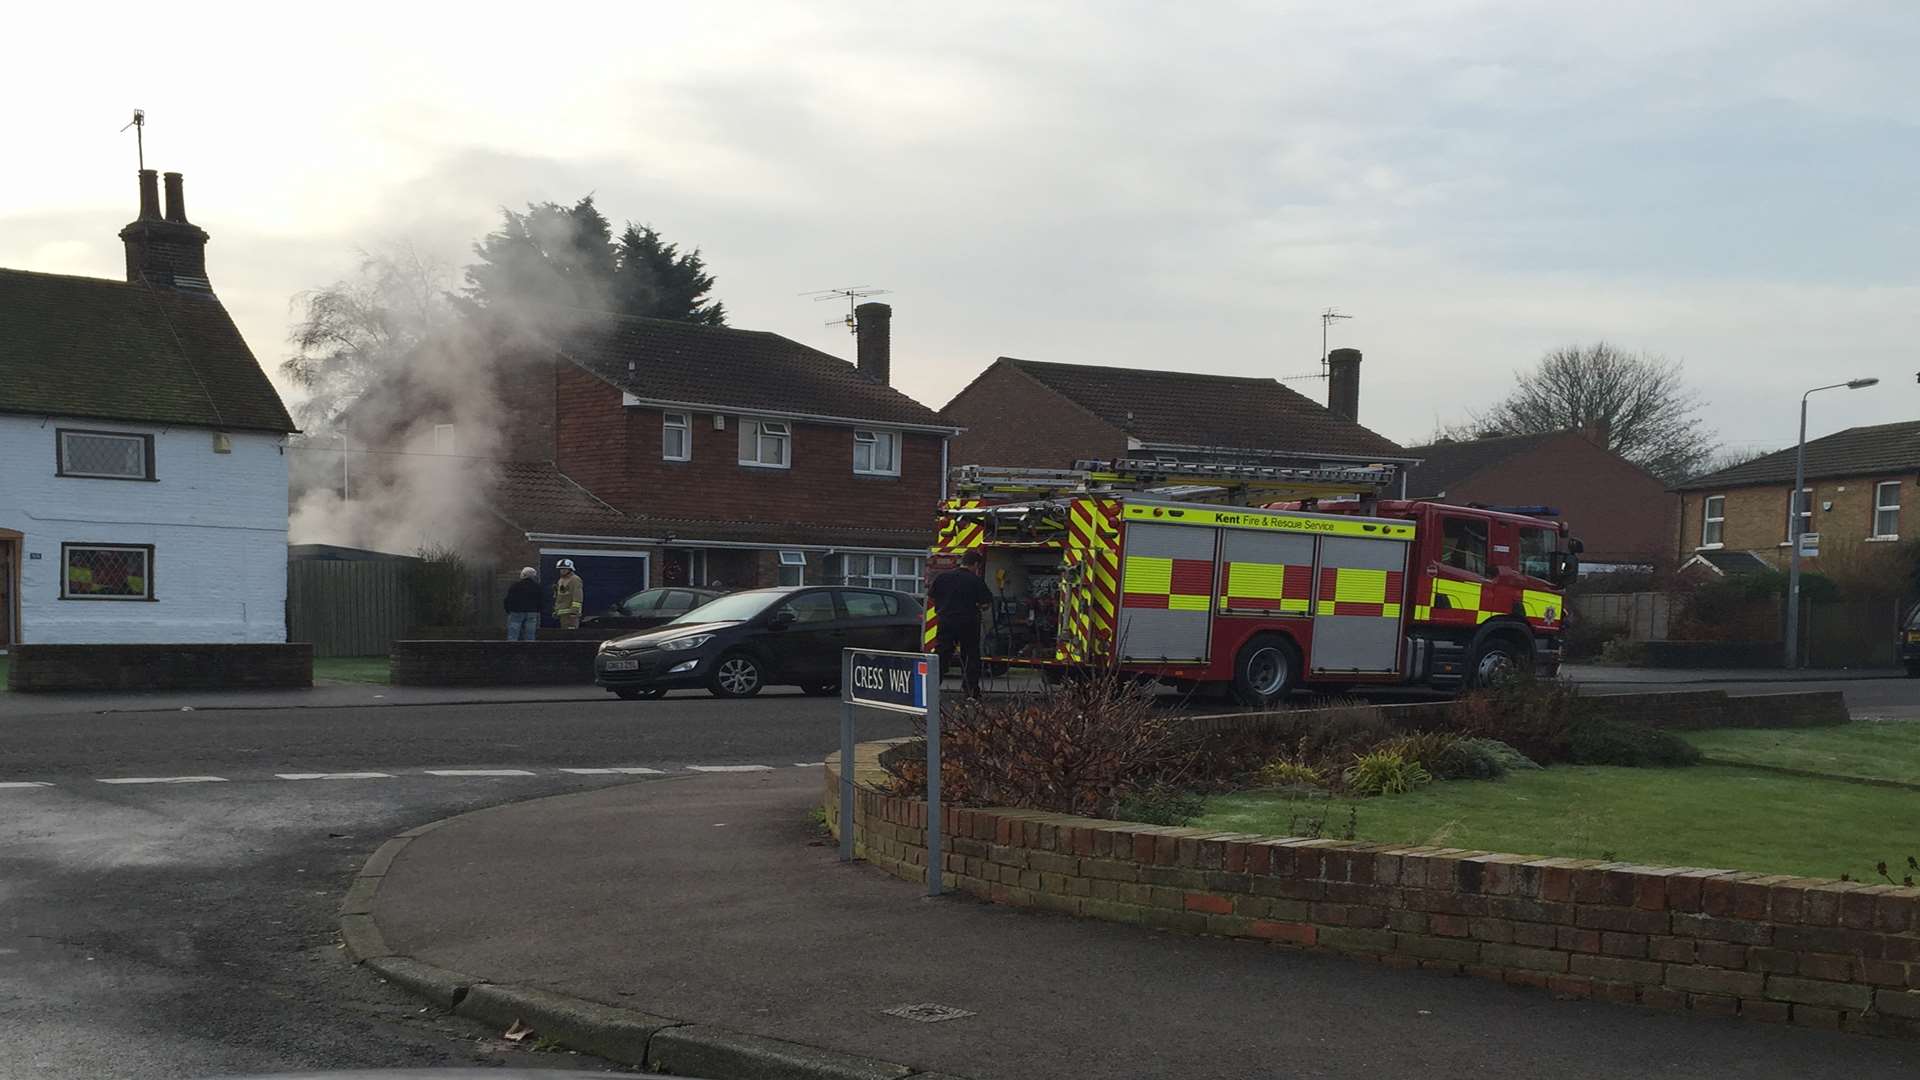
<box><xmin>923</xmin><ymin>460</ymin><xmax>1582</xmax><ymax>702</ymax></box>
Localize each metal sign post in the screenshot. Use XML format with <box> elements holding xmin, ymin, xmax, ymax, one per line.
<box><xmin>841</xmin><ymin>647</ymin><xmax>943</xmax><ymax>897</ymax></box>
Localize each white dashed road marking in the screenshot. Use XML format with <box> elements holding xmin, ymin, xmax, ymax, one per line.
<box><xmin>0</xmin><ymin>781</ymin><xmax>55</xmax><ymax>789</ymax></box>
<box><xmin>276</xmin><ymin>772</ymin><xmax>395</xmax><ymax>781</ymax></box>
<box><xmin>97</xmin><ymin>776</ymin><xmax>229</xmax><ymax>785</ymax></box>
<box><xmin>558</xmin><ymin>767</ymin><xmax>667</xmax><ymax>775</ymax></box>
<box><xmin>794</xmin><ymin>761</ymin><xmax>827</xmax><ymax>767</ymax></box>
<box><xmin>423</xmin><ymin>769</ymin><xmax>537</xmax><ymax>777</ymax></box>
<box><xmin>686</xmin><ymin>764</ymin><xmax>775</xmax><ymax>773</ymax></box>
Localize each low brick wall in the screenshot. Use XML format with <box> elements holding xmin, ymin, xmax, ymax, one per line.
<box><xmin>389</xmin><ymin>640</ymin><xmax>601</xmax><ymax>686</ymax></box>
<box><xmin>825</xmin><ymin>744</ymin><xmax>1920</xmax><ymax>1038</ymax></box>
<box><xmin>7</xmin><ymin>643</ymin><xmax>313</xmax><ymax>692</ymax></box>
<box><xmin>1183</xmin><ymin>690</ymin><xmax>1847</xmax><ymax>740</ymax></box>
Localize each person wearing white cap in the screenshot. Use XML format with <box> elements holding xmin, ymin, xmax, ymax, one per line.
<box><xmin>552</xmin><ymin>558</ymin><xmax>585</xmax><ymax>629</ymax></box>
<box><xmin>504</xmin><ymin>566</ymin><xmax>543</xmax><ymax>641</ymax></box>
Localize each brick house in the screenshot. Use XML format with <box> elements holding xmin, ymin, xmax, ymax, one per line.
<box><xmin>0</xmin><ymin>170</ymin><xmax>296</xmax><ymax>647</ymax></box>
<box><xmin>350</xmin><ymin>302</ymin><xmax>957</xmax><ymax>618</ymax></box>
<box><xmin>1669</xmin><ymin>420</ymin><xmax>1920</xmax><ymax>577</ymax></box>
<box><xmin>939</xmin><ymin>348</ymin><xmax>1412</xmax><ymax>477</ymax></box>
<box><xmin>1400</xmin><ymin>426</ymin><xmax>1673</xmax><ymax>572</ymax></box>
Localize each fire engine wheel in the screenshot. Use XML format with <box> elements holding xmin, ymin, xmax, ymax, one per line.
<box><xmin>1469</xmin><ymin>637</ymin><xmax>1526</xmax><ymax>688</ymax></box>
<box><xmin>1232</xmin><ymin>635</ymin><xmax>1300</xmax><ymax>707</ymax></box>
<box><xmin>709</xmin><ymin>653</ymin><xmax>766</xmax><ymax>698</ymax></box>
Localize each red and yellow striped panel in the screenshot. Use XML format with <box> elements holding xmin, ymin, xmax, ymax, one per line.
<box><xmin>1122</xmin><ymin>555</ymin><xmax>1212</xmax><ymax>611</ymax></box>
<box><xmin>1060</xmin><ymin>498</ymin><xmax>1121</xmax><ymax>662</ymax></box>
<box><xmin>1414</xmin><ymin>577</ymin><xmax>1484</xmax><ymax>625</ymax></box>
<box><xmin>1314</xmin><ymin>567</ymin><xmax>1406</xmax><ymax>618</ymax></box>
<box><xmin>934</xmin><ymin>499</ymin><xmax>986</xmax><ymax>554</ymax></box>
<box><xmin>1219</xmin><ymin>561</ymin><xmax>1313</xmax><ymax>613</ymax></box>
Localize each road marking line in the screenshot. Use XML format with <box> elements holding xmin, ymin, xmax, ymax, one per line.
<box><xmin>97</xmin><ymin>776</ymin><xmax>228</xmax><ymax>785</ymax></box>
<box><xmin>276</xmin><ymin>772</ymin><xmax>394</xmax><ymax>781</ymax></box>
<box><xmin>794</xmin><ymin>762</ymin><xmax>827</xmax><ymax>767</ymax></box>
<box><xmin>424</xmin><ymin>769</ymin><xmax>537</xmax><ymax>777</ymax></box>
<box><xmin>686</xmin><ymin>764</ymin><xmax>775</xmax><ymax>773</ymax></box>
<box><xmin>0</xmin><ymin>781</ymin><xmax>54</xmax><ymax>789</ymax></box>
<box><xmin>558</xmin><ymin>767</ymin><xmax>667</xmax><ymax>775</ymax></box>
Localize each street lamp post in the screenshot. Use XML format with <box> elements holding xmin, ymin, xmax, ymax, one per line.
<box><xmin>1785</xmin><ymin>377</ymin><xmax>1879</xmax><ymax>668</ymax></box>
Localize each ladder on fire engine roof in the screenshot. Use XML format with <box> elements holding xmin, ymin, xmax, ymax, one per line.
<box><xmin>949</xmin><ymin>458</ymin><xmax>1400</xmax><ymax>506</ymax></box>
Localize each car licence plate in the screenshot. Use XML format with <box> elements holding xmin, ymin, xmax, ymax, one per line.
<box><xmin>604</xmin><ymin>659</ymin><xmax>640</xmax><ymax>671</ymax></box>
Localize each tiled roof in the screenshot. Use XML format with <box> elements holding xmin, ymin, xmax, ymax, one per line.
<box><xmin>1695</xmin><ymin>550</ymin><xmax>1774</xmax><ymax>575</ymax></box>
<box><xmin>489</xmin><ymin>462</ymin><xmax>930</xmax><ymax>549</ymax></box>
<box><xmin>1400</xmin><ymin>432</ymin><xmax>1562</xmax><ymax>497</ymax></box>
<box><xmin>999</xmin><ymin>358</ymin><xmax>1405</xmax><ymax>459</ymax></box>
<box><xmin>560</xmin><ymin>312</ymin><xmax>949</xmax><ymax>428</ymax></box>
<box><xmin>0</xmin><ymin>267</ymin><xmax>295</xmax><ymax>432</ymax></box>
<box><xmin>1672</xmin><ymin>420</ymin><xmax>1920</xmax><ymax>490</ymax></box>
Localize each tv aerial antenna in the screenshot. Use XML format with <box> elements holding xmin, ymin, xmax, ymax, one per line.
<box><xmin>802</xmin><ymin>286</ymin><xmax>892</xmax><ymax>333</ymax></box>
<box><xmin>1320</xmin><ymin>307</ymin><xmax>1352</xmax><ymax>375</ymax></box>
<box><xmin>120</xmin><ymin>109</ymin><xmax>146</xmax><ymax>170</ymax></box>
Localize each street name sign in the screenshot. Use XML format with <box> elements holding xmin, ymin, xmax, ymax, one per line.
<box><xmin>845</xmin><ymin>649</ymin><xmax>932</xmax><ymax>714</ymax></box>
<box><xmin>839</xmin><ymin>647</ymin><xmax>943</xmax><ymax>896</ymax></box>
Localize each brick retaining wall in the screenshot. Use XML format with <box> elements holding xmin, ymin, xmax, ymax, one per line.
<box><xmin>1179</xmin><ymin>690</ymin><xmax>1847</xmax><ymax>740</ymax></box>
<box><xmin>390</xmin><ymin>640</ymin><xmax>600</xmax><ymax>686</ymax></box>
<box><xmin>825</xmin><ymin>745</ymin><xmax>1920</xmax><ymax>1039</ymax></box>
<box><xmin>7</xmin><ymin>643</ymin><xmax>312</xmax><ymax>691</ymax></box>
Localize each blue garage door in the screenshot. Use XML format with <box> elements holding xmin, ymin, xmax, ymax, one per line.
<box><xmin>539</xmin><ymin>550</ymin><xmax>651</xmax><ymax>625</ymax></box>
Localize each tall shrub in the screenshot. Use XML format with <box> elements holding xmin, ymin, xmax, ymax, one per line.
<box><xmin>412</xmin><ymin>543</ymin><xmax>476</xmax><ymax>628</ymax></box>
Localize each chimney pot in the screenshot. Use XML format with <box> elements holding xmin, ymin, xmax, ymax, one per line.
<box><xmin>137</xmin><ymin>169</ymin><xmax>161</xmax><ymax>220</ymax></box>
<box><xmin>1327</xmin><ymin>347</ymin><xmax>1362</xmax><ymax>422</ymax></box>
<box><xmin>855</xmin><ymin>302</ymin><xmax>892</xmax><ymax>386</ymax></box>
<box><xmin>162</xmin><ymin>171</ymin><xmax>188</xmax><ymax>223</ymax></box>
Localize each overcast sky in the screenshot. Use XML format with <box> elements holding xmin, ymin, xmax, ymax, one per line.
<box><xmin>6</xmin><ymin>1</ymin><xmax>1917</xmax><ymax>453</ymax></box>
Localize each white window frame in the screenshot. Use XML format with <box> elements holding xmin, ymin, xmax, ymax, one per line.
<box><xmin>831</xmin><ymin>553</ymin><xmax>924</xmax><ymax>596</ymax></box>
<box><xmin>433</xmin><ymin>424</ymin><xmax>456</xmax><ymax>453</ymax></box>
<box><xmin>56</xmin><ymin>429</ymin><xmax>154</xmax><ymax>480</ymax></box>
<box><xmin>1700</xmin><ymin>495</ymin><xmax>1725</xmax><ymax>549</ymax></box>
<box><xmin>777</xmin><ymin>550</ymin><xmax>806</xmax><ymax>587</ymax></box>
<box><xmin>1873</xmin><ymin>481</ymin><xmax>1901</xmax><ymax>540</ymax></box>
<box><xmin>1786</xmin><ymin>487</ymin><xmax>1812</xmax><ymax>541</ymax></box>
<box><xmin>59</xmin><ymin>543</ymin><xmax>154</xmax><ymax>601</ymax></box>
<box><xmin>853</xmin><ymin>429</ymin><xmax>901</xmax><ymax>476</ymax></box>
<box><xmin>662</xmin><ymin>412</ymin><xmax>691</xmax><ymax>462</ymax></box>
<box><xmin>738</xmin><ymin>418</ymin><xmax>791</xmax><ymax>469</ymax></box>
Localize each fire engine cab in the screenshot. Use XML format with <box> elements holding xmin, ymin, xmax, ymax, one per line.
<box><xmin>924</xmin><ymin>460</ymin><xmax>1582</xmax><ymax>703</ymax></box>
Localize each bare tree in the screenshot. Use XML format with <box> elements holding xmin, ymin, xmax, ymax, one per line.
<box><xmin>1467</xmin><ymin>342</ymin><xmax>1718</xmax><ymax>482</ymax></box>
<box><xmin>280</xmin><ymin>244</ymin><xmax>456</xmax><ymax>431</ymax></box>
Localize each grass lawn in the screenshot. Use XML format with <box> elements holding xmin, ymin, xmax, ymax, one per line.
<box><xmin>1193</xmin><ymin>764</ymin><xmax>1920</xmax><ymax>881</ymax></box>
<box><xmin>1683</xmin><ymin>720</ymin><xmax>1920</xmax><ymax>787</ymax></box>
<box><xmin>312</xmin><ymin>655</ymin><xmax>390</xmax><ymax>684</ymax></box>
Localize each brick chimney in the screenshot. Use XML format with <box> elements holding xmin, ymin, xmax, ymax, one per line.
<box><xmin>1327</xmin><ymin>347</ymin><xmax>1362</xmax><ymax>422</ymax></box>
<box><xmin>1581</xmin><ymin>416</ymin><xmax>1613</xmax><ymax>448</ymax></box>
<box><xmin>119</xmin><ymin>169</ymin><xmax>211</xmax><ymax>291</ymax></box>
<box><xmin>855</xmin><ymin>301</ymin><xmax>891</xmax><ymax>385</ymax></box>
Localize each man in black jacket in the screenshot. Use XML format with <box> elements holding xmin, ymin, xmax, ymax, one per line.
<box><xmin>927</xmin><ymin>550</ymin><xmax>994</xmax><ymax>698</ymax></box>
<box><xmin>504</xmin><ymin>567</ymin><xmax>544</xmax><ymax>641</ymax></box>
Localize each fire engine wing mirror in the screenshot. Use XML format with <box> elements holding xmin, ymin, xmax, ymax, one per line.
<box><xmin>1549</xmin><ymin>552</ymin><xmax>1581</xmax><ymax>586</ymax></box>
<box><xmin>1568</xmin><ymin>538</ymin><xmax>1585</xmax><ymax>555</ymax></box>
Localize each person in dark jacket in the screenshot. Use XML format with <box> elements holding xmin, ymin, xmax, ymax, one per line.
<box><xmin>927</xmin><ymin>550</ymin><xmax>994</xmax><ymax>699</ymax></box>
<box><xmin>504</xmin><ymin>567</ymin><xmax>544</xmax><ymax>641</ymax></box>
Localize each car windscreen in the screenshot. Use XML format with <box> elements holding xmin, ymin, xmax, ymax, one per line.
<box><xmin>668</xmin><ymin>590</ymin><xmax>780</xmax><ymax>624</ymax></box>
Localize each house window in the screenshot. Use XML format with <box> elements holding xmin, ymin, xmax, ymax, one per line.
<box><xmin>663</xmin><ymin>412</ymin><xmax>690</xmax><ymax>461</ymax></box>
<box><xmin>738</xmin><ymin>418</ymin><xmax>791</xmax><ymax>468</ymax></box>
<box><xmin>433</xmin><ymin>424</ymin><xmax>456</xmax><ymax>453</ymax></box>
<box><xmin>1874</xmin><ymin>482</ymin><xmax>1901</xmax><ymax>539</ymax></box>
<box><xmin>1701</xmin><ymin>495</ymin><xmax>1725</xmax><ymax>548</ymax></box>
<box><xmin>830</xmin><ymin>553</ymin><xmax>924</xmax><ymax>595</ymax></box>
<box><xmin>56</xmin><ymin>429</ymin><xmax>154</xmax><ymax>480</ymax></box>
<box><xmin>853</xmin><ymin>429</ymin><xmax>900</xmax><ymax>476</ymax></box>
<box><xmin>1787</xmin><ymin>487</ymin><xmax>1812</xmax><ymax>540</ymax></box>
<box><xmin>61</xmin><ymin>544</ymin><xmax>153</xmax><ymax>600</ymax></box>
<box><xmin>778</xmin><ymin>550</ymin><xmax>806</xmax><ymax>587</ymax></box>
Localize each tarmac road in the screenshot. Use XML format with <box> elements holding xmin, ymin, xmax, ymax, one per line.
<box><xmin>0</xmin><ymin>690</ymin><xmax>909</xmax><ymax>1080</ymax></box>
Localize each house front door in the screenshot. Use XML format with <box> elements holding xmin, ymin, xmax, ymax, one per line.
<box><xmin>0</xmin><ymin>533</ymin><xmax>17</xmax><ymax>648</ymax></box>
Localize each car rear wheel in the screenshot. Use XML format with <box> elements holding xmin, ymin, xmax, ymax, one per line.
<box><xmin>709</xmin><ymin>653</ymin><xmax>765</xmax><ymax>698</ymax></box>
<box><xmin>1231</xmin><ymin>634</ymin><xmax>1299</xmax><ymax>707</ymax></box>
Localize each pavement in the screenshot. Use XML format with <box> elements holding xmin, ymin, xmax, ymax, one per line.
<box><xmin>366</xmin><ymin>770</ymin><xmax>1919</xmax><ymax>1080</ymax></box>
<box><xmin>0</xmin><ymin>691</ymin><xmax>913</xmax><ymax>1080</ymax></box>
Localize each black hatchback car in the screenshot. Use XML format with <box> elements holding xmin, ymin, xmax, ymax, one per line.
<box><xmin>593</xmin><ymin>586</ymin><xmax>924</xmax><ymax>699</ymax></box>
<box><xmin>580</xmin><ymin>586</ymin><xmax>724</xmax><ymax>631</ymax></box>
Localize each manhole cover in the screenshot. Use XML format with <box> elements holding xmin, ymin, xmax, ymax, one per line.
<box><xmin>882</xmin><ymin>1002</ymin><xmax>976</xmax><ymax>1023</ymax></box>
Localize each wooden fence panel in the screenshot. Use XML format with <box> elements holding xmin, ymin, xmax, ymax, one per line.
<box><xmin>286</xmin><ymin>561</ymin><xmax>416</xmax><ymax>658</ymax></box>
